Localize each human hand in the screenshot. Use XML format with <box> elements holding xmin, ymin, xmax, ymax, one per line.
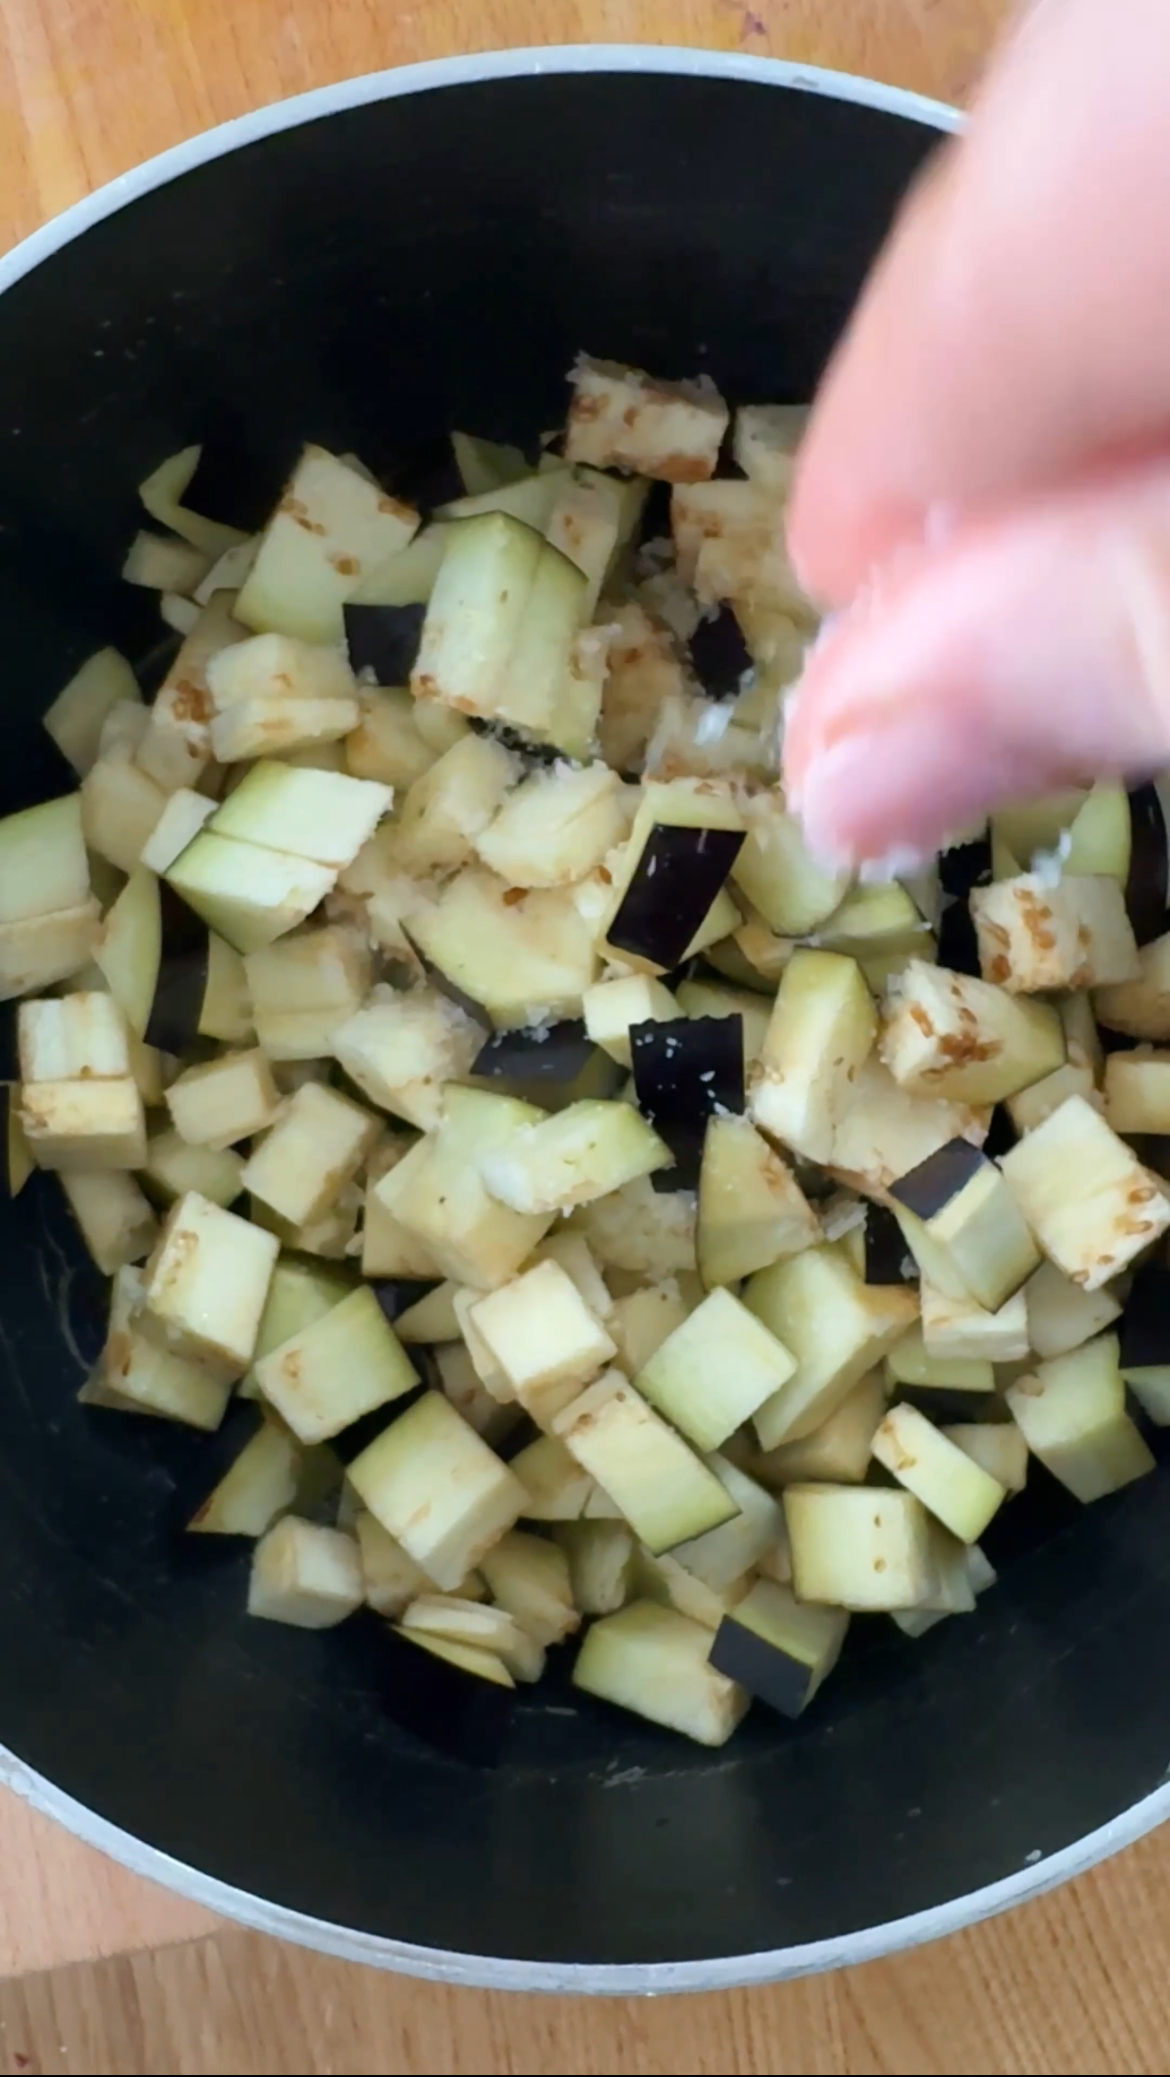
<box><xmin>784</xmin><ymin>0</ymin><xmax>1170</xmax><ymax>866</ymax></box>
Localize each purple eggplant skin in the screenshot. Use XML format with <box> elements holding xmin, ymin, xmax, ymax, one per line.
<box><xmin>607</xmin><ymin>824</ymin><xmax>745</xmax><ymax>970</ymax></box>
<box><xmin>631</xmin><ymin>1013</ymin><xmax>744</xmax><ymax>1192</ymax></box>
<box><xmin>343</xmin><ymin>602</ymin><xmax>426</xmax><ymax>685</ymax></box>
<box><xmin>890</xmin><ymin>1138</ymin><xmax>988</xmax><ymax>1224</ymax></box>
<box><xmin>1126</xmin><ymin>784</ymin><xmax>1170</xmax><ymax>948</ymax></box>
<box><xmin>708</xmin><ymin>1613</ymin><xmax>815</xmax><ymax>1720</ymax></box>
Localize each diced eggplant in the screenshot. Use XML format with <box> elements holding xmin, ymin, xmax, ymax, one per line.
<box><xmin>1025</xmin><ymin>1259</ymin><xmax>1123</xmax><ymax>1361</ymax></box>
<box><xmin>477</xmin><ymin>762</ymin><xmax>625</xmax><ymax>890</ymax></box>
<box><xmin>1000</xmin><ymin>1094</ymin><xmax>1170</xmax><ymax>1289</ymax></box>
<box><xmin>630</xmin><ymin>1015</ymin><xmax>745</xmax><ymax>1193</ymax></box>
<box><xmin>333</xmin><ymin>984</ymin><xmax>481</xmax><ymax>1130</ymax></box>
<box><xmin>785</xmin><ymin>1484</ymin><xmax>934</xmax><ymax>1611</ymax></box>
<box><xmin>242</xmin><ymin>1082</ymin><xmax>379</xmax><ymax>1228</ymax></box>
<box><xmin>729</xmin><ymin>796</ymin><xmax>848</xmax><ymax>941</ymax></box>
<box><xmin>0</xmin><ymin>902</ymin><xmax>101</xmax><ymax>1003</ymax></box>
<box><xmin>635</xmin><ymin>1286</ymin><xmax>795</xmax><ymax>1453</ymax></box>
<box><xmin>343</xmin><ymin>601</ymin><xmax>427</xmax><ymax>684</ymax></box>
<box><xmin>583</xmin><ymin>974</ymin><xmax>680</xmax><ymax>1069</ymax></box>
<box><xmin>1096</xmin><ymin>930</ymin><xmax>1170</xmax><ymax>1040</ymax></box>
<box><xmin>569</xmin><ymin>1173</ymin><xmax>696</xmax><ymax>1281</ymax></box>
<box><xmin>100</xmin><ymin>1265</ymin><xmax>234</xmax><ymax>1428</ymax></box>
<box><xmin>469</xmin><ymin>1018</ymin><xmax>618</xmax><ymax>1111</ymax></box>
<box><xmin>138</xmin><ymin>443</ymin><xmax>248</xmax><ymax>559</ymax></box>
<box><xmin>122</xmin><ymin>528</ymin><xmax>212</xmax><ymax>596</ymax></box>
<box><xmin>207</xmin><ymin>760</ymin><xmax>391</xmax><ymax>873</ymax></box>
<box><xmin>676</xmin><ymin>975</ymin><xmax>770</xmax><ymax>1061</ymax></box>
<box><xmin>971</xmin><ymin>874</ymin><xmax>1139</xmax><ymax>992</ymax></box>
<box><xmin>942</xmin><ymin>1421</ymin><xmax>1029</xmax><ymax>1495</ymax></box>
<box><xmin>165</xmin><ymin>832</ymin><xmax>334</xmax><ymax>956</ymax></box>
<box><xmin>732</xmin><ymin>402</ymin><xmax>806</xmax><ymax>490</ymax></box>
<box><xmin>400</xmin><ymin>1596</ymin><xmax>544</xmax><ymax>1684</ymax></box>
<box><xmin>670</xmin><ymin>1453</ymin><xmax>786</xmax><ymax>1589</ymax></box>
<box><xmin>566</xmin><ymin>356</ymin><xmax>728</xmax><ymax>482</ymax></box>
<box><xmin>673</xmin><ymin>481</ymin><xmax>806</xmax><ymax>615</ymax></box>
<box><xmin>43</xmin><ymin>648</ymin><xmax>142</xmax><ymax>778</ymax></box>
<box><xmin>862</xmin><ymin>1202</ymin><xmax>919</xmax><ymax>1286</ymax></box>
<box><xmin>885</xmin><ymin>1323</ymin><xmax>995</xmax><ymax>1396</ymax></box>
<box><xmin>354</xmin><ymin>1511</ymin><xmax>432</xmax><ymax>1616</ymax></box>
<box><xmin>59</xmin><ymin>1168</ymin><xmax>158</xmax><ymax>1275</ymax></box>
<box><xmin>348</xmin><ymin>1390</ymin><xmax>525</xmax><ymax>1590</ymax></box>
<box><xmin>709</xmin><ymin>1577</ymin><xmax>848</xmax><ymax>1719</ymax></box>
<box><xmin>18</xmin><ymin>991</ymin><xmax>130</xmax><ymax>1083</ymax></box>
<box><xmin>1006</xmin><ymin>1334</ymin><xmax>1155</xmax><ymax>1502</ymax></box>
<box><xmin>512</xmin><ymin>1433</ymin><xmax>595</xmax><ymax>1521</ymax></box>
<box><xmin>633</xmin><ymin>1546</ymin><xmax>750</xmax><ymax>1630</ymax></box>
<box><xmin>393</xmin><ymin>1281</ymin><xmax>460</xmax><ymax>1345</ymax></box>
<box><xmin>478</xmin><ymin>1529</ymin><xmax>578</xmax><ymax>1648</ymax></box>
<box><xmin>1005</xmin><ymin>992</ymin><xmax>1101</xmax><ymax>1134</ymax></box>
<box><xmin>688</xmin><ymin>605</ymin><xmax>754</xmax><ymax>701</ymax></box>
<box><xmin>164</xmin><ymin>1047</ymin><xmax>280</xmax><ymax>1150</ymax></box>
<box><xmin>427</xmin><ymin>1341</ymin><xmax>518</xmax><ymax>1447</ymax></box>
<box><xmin>1123</xmin><ymin>782</ymin><xmax>1169</xmax><ymax>945</ymax></box>
<box><xmin>602</xmin><ymin>791</ymin><xmax>746</xmax><ymax>974</ymax></box>
<box><xmin>697</xmin><ymin>1113</ymin><xmax>821</xmax><ymax>1287</ymax></box>
<box><xmin>142</xmin><ymin>1128</ymin><xmax>242</xmax><ymax>1211</ymax></box>
<box><xmin>393</xmin><ymin>736</ymin><xmax>520</xmax><ymax>877</ymax></box>
<box><xmin>375</xmin><ymin>1087</ymin><xmax>552</xmax><ymax>1288</ymax></box>
<box><xmin>750</xmin><ymin>949</ymin><xmax>876</xmax><ymax>1166</ymax></box>
<box><xmin>0</xmin><ymin>794</ymin><xmax>90</xmax><ymax>926</ymax></box>
<box><xmin>408</xmin><ymin>868</ymin><xmax>597</xmax><ymax>1029</ymax></box>
<box><xmin>247</xmin><ymin>1517</ymin><xmax>363</xmax><ymax>1628</ymax></box>
<box><xmin>573</xmin><ymin>1599</ymin><xmax>747</xmax><ymax>1747</ymax></box>
<box><xmin>553</xmin><ymin>1518</ymin><xmax>636</xmax><ymax>1615</ymax></box>
<box><xmin>749</xmin><ymin>1371</ymin><xmax>885</xmax><ymax>1488</ymax></box>
<box><xmin>890</xmin><ymin>1139</ymin><xmax>1040</xmax><ymax>1312</ymax></box>
<box><xmin>881</xmin><ymin>959</ymin><xmax>1066</xmax><ymax>1105</ymax></box>
<box><xmin>743</xmin><ymin>1243</ymin><xmax>918</xmax><ymax>1447</ymax></box>
<box><xmin>89</xmin><ymin>868</ymin><xmax>162</xmax><ymax>1042</ymax></box>
<box><xmin>920</xmin><ymin>1279</ymin><xmax>1029</xmax><ymax>1364</ymax></box>
<box><xmin>20</xmin><ymin>1076</ymin><xmax>146</xmax><ymax>1172</ymax></box>
<box><xmin>479</xmin><ymin>1098</ymin><xmax>671</xmax><ymax>1215</ymax></box>
<box><xmin>871</xmin><ymin>1401</ymin><xmax>1006</xmax><ymax>1543</ymax></box>
<box><xmin>254</xmin><ymin>1285</ymin><xmax>417</xmax><ymax>1444</ymax></box>
<box><xmin>138</xmin><ymin>1190</ymin><xmax>278</xmax><ymax>1378</ymax></box>
<box><xmin>468</xmin><ymin>1260</ymin><xmax>617</xmax><ymax>1425</ymax></box>
<box><xmin>243</xmin><ymin>1253</ymin><xmax>351</xmax><ymax>1393</ymax></box>
<box><xmin>188</xmin><ymin>1414</ymin><xmax>302</xmax><ymax>1536</ymax></box>
<box><xmin>607</xmin><ymin>1281</ymin><xmax>692</xmax><ymax>1374</ymax></box>
<box><xmin>239</xmin><ymin>926</ymin><xmax>365</xmax><ymax>1063</ymax></box>
<box><xmin>139</xmin><ymin>788</ymin><xmax>217</xmax><ymax>876</ymax></box>
<box><xmin>1104</xmin><ymin>1049</ymin><xmax>1170</xmax><ymax>1134</ymax></box>
<box><xmin>235</xmin><ymin>445</ymin><xmax>418</xmax><ymax>645</ymax></box>
<box><xmin>554</xmin><ymin>1371</ymin><xmax>739</xmax><ymax>1554</ymax></box>
<box><xmin>595</xmin><ymin>599</ymin><xmax>688</xmax><ymax>774</ymax></box>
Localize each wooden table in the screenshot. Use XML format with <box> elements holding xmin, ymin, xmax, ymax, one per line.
<box><xmin>2</xmin><ymin>0</ymin><xmax>1165</xmax><ymax>2068</ymax></box>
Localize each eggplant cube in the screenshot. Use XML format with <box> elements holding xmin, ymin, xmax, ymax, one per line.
<box><xmin>393</xmin><ymin>734</ymin><xmax>520</xmax><ymax>876</ymax></box>
<box><xmin>144</xmin><ymin>1128</ymin><xmax>244</xmax><ymax>1208</ymax></box>
<box><xmin>208</xmin><ymin>760</ymin><xmax>391</xmax><ymax>871</ymax></box>
<box><xmin>890</xmin><ymin>1139</ymin><xmax>1040</xmax><ymax>1312</ymax></box>
<box><xmin>512</xmin><ymin>1433</ymin><xmax>596</xmax><ymax>1521</ymax></box>
<box><xmin>477</xmin><ymin>761</ymin><xmax>625</xmax><ymax>888</ymax></box>
<box><xmin>670</xmin><ymin>1453</ymin><xmax>787</xmax><ymax>1591</ymax></box>
<box><xmin>744</xmin><ymin>1244</ymin><xmax>918</xmax><ymax>1448</ymax></box>
<box><xmin>554</xmin><ymin>1518</ymin><xmax>636</xmax><ymax>1616</ymax></box>
<box><xmin>880</xmin><ymin>959</ymin><xmax>1065</xmax><ymax>1104</ymax></box>
<box><xmin>236</xmin><ymin>445</ymin><xmax>418</xmax><ymax>646</ymax></box>
<box><xmin>608</xmin><ymin>1282</ymin><xmax>692</xmax><ymax>1375</ymax></box>
<box><xmin>553</xmin><ymin>1371</ymin><xmax>739</xmax><ymax>1555</ymax></box>
<box><xmin>188</xmin><ymin>1419</ymin><xmax>303</xmax><ymax>1537</ymax></box>
<box><xmin>468</xmin><ymin>1260</ymin><xmax>617</xmax><ymax>1423</ymax></box>
<box><xmin>347</xmin><ymin>1390</ymin><xmax>525</xmax><ymax>1591</ymax></box>
<box><xmin>60</xmin><ymin>1169</ymin><xmax>158</xmax><ymax>1277</ymax></box>
<box><xmin>1006</xmin><ymin>1335</ymin><xmax>1155</xmax><ymax>1502</ymax></box>
<box><xmin>1095</xmin><ymin>931</ymin><xmax>1170</xmax><ymax>1040</ymax></box>
<box><xmin>332</xmin><ymin>985</ymin><xmax>482</xmax><ymax>1131</ymax></box>
<box><xmin>1000</xmin><ymin>1094</ymin><xmax>1170</xmax><ymax>1288</ymax></box>
<box><xmin>478</xmin><ymin>1529</ymin><xmax>579</xmax><ymax>1649</ymax></box>
<box><xmin>565</xmin><ymin>355</ymin><xmax>729</xmax><ymax>482</ymax></box>
<box><xmin>942</xmin><ymin>1421</ymin><xmax>1029</xmax><ymax>1495</ymax></box>
<box><xmin>408</xmin><ymin>867</ymin><xmax>598</xmax><ymax>1029</ymax></box>
<box><xmin>752</xmin><ymin>950</ymin><xmax>877</xmax><ymax>1165</ymax></box>
<box><xmin>708</xmin><ymin>1577</ymin><xmax>848</xmax><ymax>1719</ymax></box>
<box><xmin>355</xmin><ymin>1511</ymin><xmax>431</xmax><ymax>1617</ymax></box>
<box><xmin>245</xmin><ymin>926</ymin><xmax>370</xmax><ymax>1063</ymax></box>
<box><xmin>479</xmin><ymin>1098</ymin><xmax>671</xmax><ymax>1215</ymax></box>
<box><xmin>583</xmin><ymin>973</ymin><xmax>680</xmax><ymax>1069</ymax></box>
<box><xmin>0</xmin><ymin>902</ymin><xmax>101</xmax><ymax>1002</ymax></box>
<box><xmin>139</xmin><ymin>787</ymin><xmax>216</xmax><ymax>874</ymax></box>
<box><xmin>166</xmin><ymin>831</ymin><xmax>336</xmax><ymax>955</ymax></box>
<box><xmin>601</xmin><ymin>778</ymin><xmax>746</xmax><ymax>973</ymax></box>
<box><xmin>919</xmin><ymin>1279</ymin><xmax>1029</xmax><ymax>1363</ymax></box>
<box><xmin>871</xmin><ymin>1401</ymin><xmax>1006</xmax><ymax>1544</ymax></box>
<box><xmin>21</xmin><ymin>1077</ymin><xmax>146</xmax><ymax>1171</ymax></box>
<box><xmin>732</xmin><ymin>404</ymin><xmax>808</xmax><ymax>491</ymax></box>
<box><xmin>572</xmin><ymin>1600</ymin><xmax>749</xmax><ymax>1747</ymax></box>
<box><xmin>635</xmin><ymin>1286</ymin><xmax>795</xmax><ymax>1453</ymax></box>
<box><xmin>18</xmin><ymin>992</ymin><xmax>130</xmax><ymax>1083</ymax></box>
<box><xmin>1025</xmin><ymin>1259</ymin><xmax>1123</xmax><ymax>1360</ymax></box>
<box><xmin>697</xmin><ymin>1113</ymin><xmax>821</xmax><ymax>1287</ymax></box>
<box><xmin>242</xmin><ymin>1082</ymin><xmax>379</xmax><ymax>1228</ymax></box>
<box><xmin>254</xmin><ymin>1285</ymin><xmax>417</xmax><ymax>1444</ymax></box>
<box><xmin>247</xmin><ymin>1517</ymin><xmax>364</xmax><ymax>1629</ymax></box>
<box><xmin>885</xmin><ymin>1324</ymin><xmax>994</xmax><ymax>1396</ymax></box>
<box><xmin>784</xmin><ymin>1484</ymin><xmax>935</xmax><ymax>1611</ymax></box>
<box><xmin>0</xmin><ymin>793</ymin><xmax>90</xmax><ymax>924</ymax></box>
<box><xmin>630</xmin><ymin>1015</ymin><xmax>746</xmax><ymax>1193</ymax></box>
<box><xmin>1103</xmin><ymin>1049</ymin><xmax>1170</xmax><ymax>1135</ymax></box>
<box><xmin>139</xmin><ymin>1190</ymin><xmax>279</xmax><ymax>1377</ymax></box>
<box><xmin>165</xmin><ymin>1048</ymin><xmax>281</xmax><ymax>1150</ymax></box>
<box><xmin>361</xmin><ymin>1145</ymin><xmax>446</xmax><ymax>1282</ymax></box>
<box><xmin>570</xmin><ymin>1173</ymin><xmax>697</xmax><ymax>1282</ymax></box>
<box><xmin>401</xmin><ymin>1596</ymin><xmax>544</xmax><ymax>1683</ymax></box>
<box><xmin>972</xmin><ymin>874</ymin><xmax>1139</xmax><ymax>992</ymax></box>
<box><xmin>206</xmin><ymin>630</ymin><xmax>356</xmax><ymax>709</ymax></box>
<box><xmin>343</xmin><ymin>601</ymin><xmax>427</xmax><ymax>685</ymax></box>
<box><xmin>374</xmin><ymin>1087</ymin><xmax>553</xmax><ymax>1288</ymax></box>
<box><xmin>752</xmin><ymin>1372</ymin><xmax>886</xmax><ymax>1489</ymax></box>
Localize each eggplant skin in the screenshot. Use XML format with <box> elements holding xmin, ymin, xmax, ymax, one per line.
<box><xmin>1125</xmin><ymin>783</ymin><xmax>1170</xmax><ymax>948</ymax></box>
<box><xmin>708</xmin><ymin>1615</ymin><xmax>813</xmax><ymax>1719</ymax></box>
<box><xmin>688</xmin><ymin>605</ymin><xmax>752</xmax><ymax>702</ymax></box>
<box><xmin>890</xmin><ymin>1137</ymin><xmax>987</xmax><ymax>1222</ymax></box>
<box><xmin>1119</xmin><ymin>1261</ymin><xmax>1170</xmax><ymax>1369</ymax></box>
<box><xmin>864</xmin><ymin>1203</ymin><xmax>918</xmax><ymax>1287</ymax></box>
<box><xmin>608</xmin><ymin>824</ymin><xmax>745</xmax><ymax>969</ymax></box>
<box><xmin>144</xmin><ymin>942</ymin><xmax>210</xmax><ymax>1055</ymax></box>
<box><xmin>631</xmin><ymin>1013</ymin><xmax>745</xmax><ymax>1192</ymax></box>
<box><xmin>472</xmin><ymin>1019</ymin><xmax>597</xmax><ymax>1088</ymax></box>
<box><xmin>344</xmin><ymin>602</ymin><xmax>427</xmax><ymax>685</ymax></box>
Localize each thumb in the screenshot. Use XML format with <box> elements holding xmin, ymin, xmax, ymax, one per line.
<box><xmin>783</xmin><ymin>455</ymin><xmax>1170</xmax><ymax>867</ymax></box>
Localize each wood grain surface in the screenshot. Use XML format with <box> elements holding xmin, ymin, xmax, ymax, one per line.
<box><xmin>7</xmin><ymin>0</ymin><xmax>1168</xmax><ymax>2070</ymax></box>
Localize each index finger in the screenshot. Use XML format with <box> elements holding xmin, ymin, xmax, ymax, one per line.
<box><xmin>788</xmin><ymin>0</ymin><xmax>1170</xmax><ymax>605</ymax></box>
